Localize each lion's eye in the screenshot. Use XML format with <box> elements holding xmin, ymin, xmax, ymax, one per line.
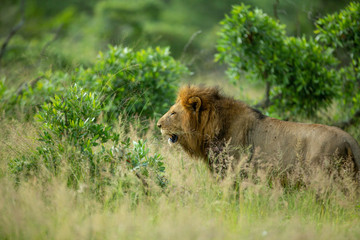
<box><xmin>170</xmin><ymin>112</ymin><xmax>176</xmax><ymax>116</ymax></box>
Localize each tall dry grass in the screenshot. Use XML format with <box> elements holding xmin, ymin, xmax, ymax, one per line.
<box><xmin>0</xmin><ymin>120</ymin><xmax>360</xmax><ymax>240</ymax></box>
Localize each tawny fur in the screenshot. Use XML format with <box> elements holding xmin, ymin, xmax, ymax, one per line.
<box><xmin>157</xmin><ymin>85</ymin><xmax>360</xmax><ymax>173</ymax></box>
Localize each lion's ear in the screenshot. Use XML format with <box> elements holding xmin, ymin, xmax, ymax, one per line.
<box><xmin>187</xmin><ymin>96</ymin><xmax>202</xmax><ymax>112</ymax></box>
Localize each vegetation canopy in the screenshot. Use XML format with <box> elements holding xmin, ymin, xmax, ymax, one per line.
<box><xmin>216</xmin><ymin>4</ymin><xmax>340</xmax><ymax>118</ymax></box>
<box><xmin>0</xmin><ymin>1</ymin><xmax>360</xmax><ymax>239</ymax></box>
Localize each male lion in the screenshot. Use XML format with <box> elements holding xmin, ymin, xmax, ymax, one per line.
<box><xmin>157</xmin><ymin>85</ymin><xmax>360</xmax><ymax>174</ymax></box>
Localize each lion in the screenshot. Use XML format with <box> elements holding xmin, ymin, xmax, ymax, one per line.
<box><xmin>157</xmin><ymin>85</ymin><xmax>360</xmax><ymax>175</ymax></box>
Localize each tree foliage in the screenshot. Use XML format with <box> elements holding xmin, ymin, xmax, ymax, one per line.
<box><xmin>315</xmin><ymin>2</ymin><xmax>360</xmax><ymax>120</ymax></box>
<box><xmin>216</xmin><ymin>4</ymin><xmax>339</xmax><ymax>118</ymax></box>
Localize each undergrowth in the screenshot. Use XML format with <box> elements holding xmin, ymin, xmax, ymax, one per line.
<box><xmin>1</xmin><ymin>115</ymin><xmax>360</xmax><ymax>239</ymax></box>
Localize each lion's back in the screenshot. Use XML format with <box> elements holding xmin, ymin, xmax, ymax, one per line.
<box><xmin>251</xmin><ymin>118</ymin><xmax>360</xmax><ymax>169</ymax></box>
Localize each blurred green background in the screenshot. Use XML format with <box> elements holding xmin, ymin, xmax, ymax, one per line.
<box><xmin>0</xmin><ymin>0</ymin><xmax>351</xmax><ymax>87</ymax></box>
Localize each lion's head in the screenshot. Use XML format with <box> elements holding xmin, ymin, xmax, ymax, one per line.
<box><xmin>157</xmin><ymin>86</ymin><xmax>221</xmax><ymax>158</ymax></box>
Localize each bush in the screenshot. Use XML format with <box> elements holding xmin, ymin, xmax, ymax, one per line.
<box><xmin>9</xmin><ymin>85</ymin><xmax>167</xmax><ymax>193</ymax></box>
<box><xmin>216</xmin><ymin>5</ymin><xmax>286</xmax><ymax>83</ymax></box>
<box><xmin>35</xmin><ymin>84</ymin><xmax>119</xmax><ymax>172</ymax></box>
<box><xmin>78</xmin><ymin>45</ymin><xmax>189</xmax><ymax>119</ymax></box>
<box><xmin>315</xmin><ymin>2</ymin><xmax>360</xmax><ymax>120</ymax></box>
<box><xmin>216</xmin><ymin>4</ymin><xmax>339</xmax><ymax>118</ymax></box>
<box><xmin>270</xmin><ymin>36</ymin><xmax>339</xmax><ymax>116</ymax></box>
<box><xmin>2</xmin><ymin>45</ymin><xmax>188</xmax><ymax>121</ymax></box>
<box><xmin>9</xmin><ymin>84</ymin><xmax>118</xmax><ymax>183</ymax></box>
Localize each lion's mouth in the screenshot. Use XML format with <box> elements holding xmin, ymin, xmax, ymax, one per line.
<box><xmin>160</xmin><ymin>129</ymin><xmax>179</xmax><ymax>145</ymax></box>
<box><xmin>168</xmin><ymin>134</ymin><xmax>178</xmax><ymax>144</ymax></box>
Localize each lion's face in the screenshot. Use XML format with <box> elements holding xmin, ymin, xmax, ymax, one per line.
<box><xmin>157</xmin><ymin>93</ymin><xmax>203</xmax><ymax>145</ymax></box>
<box><xmin>157</xmin><ymin>87</ymin><xmax>215</xmax><ymax>158</ymax></box>
<box><xmin>157</xmin><ymin>102</ymin><xmax>189</xmax><ymax>145</ymax></box>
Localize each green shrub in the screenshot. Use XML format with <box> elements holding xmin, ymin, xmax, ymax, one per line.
<box><xmin>216</xmin><ymin>4</ymin><xmax>339</xmax><ymax>117</ymax></box>
<box><xmin>270</xmin><ymin>36</ymin><xmax>339</xmax><ymax>116</ymax></box>
<box><xmin>9</xmin><ymin>84</ymin><xmax>118</xmax><ymax>182</ymax></box>
<box><xmin>216</xmin><ymin>5</ymin><xmax>286</xmax><ymax>83</ymax></box>
<box><xmin>36</xmin><ymin>84</ymin><xmax>118</xmax><ymax>152</ymax></box>
<box><xmin>3</xmin><ymin>45</ymin><xmax>188</xmax><ymax>120</ymax></box>
<box><xmin>78</xmin><ymin>45</ymin><xmax>189</xmax><ymax>119</ymax></box>
<box><xmin>9</xmin><ymin>84</ymin><xmax>167</xmax><ymax>193</ymax></box>
<box><xmin>315</xmin><ymin>2</ymin><xmax>360</xmax><ymax>119</ymax></box>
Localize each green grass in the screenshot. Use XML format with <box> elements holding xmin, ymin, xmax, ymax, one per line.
<box><xmin>0</xmin><ymin>119</ymin><xmax>359</xmax><ymax>240</ymax></box>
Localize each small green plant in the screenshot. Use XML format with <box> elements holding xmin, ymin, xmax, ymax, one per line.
<box><xmin>126</xmin><ymin>139</ymin><xmax>167</xmax><ymax>188</ymax></box>
<box><xmin>35</xmin><ymin>84</ymin><xmax>120</xmax><ymax>180</ymax></box>
<box><xmin>36</xmin><ymin>84</ymin><xmax>119</xmax><ymax>156</ymax></box>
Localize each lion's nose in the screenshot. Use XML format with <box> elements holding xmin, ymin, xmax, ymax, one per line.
<box><xmin>157</xmin><ymin>118</ymin><xmax>163</xmax><ymax>128</ymax></box>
